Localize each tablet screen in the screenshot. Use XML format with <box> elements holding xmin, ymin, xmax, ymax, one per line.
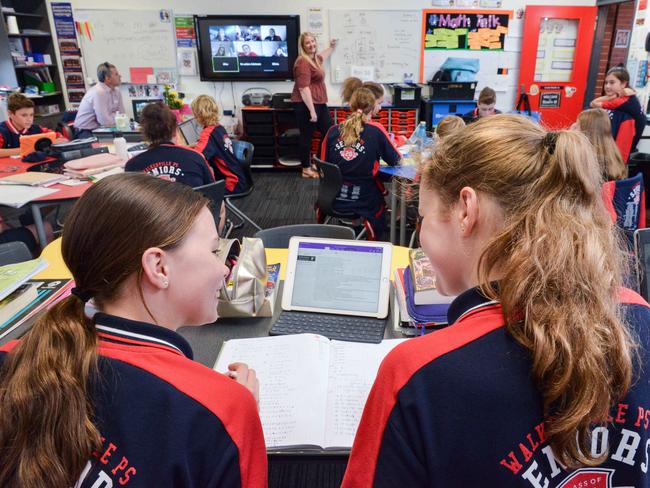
<box><xmin>290</xmin><ymin>242</ymin><xmax>384</xmax><ymax>314</ymax></box>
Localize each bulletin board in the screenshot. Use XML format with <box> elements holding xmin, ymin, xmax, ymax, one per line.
<box><xmin>422</xmin><ymin>10</ymin><xmax>512</xmax><ymax>50</ymax></box>
<box><xmin>75</xmin><ymin>9</ymin><xmax>178</xmax><ymax>84</ymax></box>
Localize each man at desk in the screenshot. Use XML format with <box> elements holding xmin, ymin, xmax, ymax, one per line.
<box><xmin>73</xmin><ymin>62</ymin><xmax>125</xmax><ymax>139</ymax></box>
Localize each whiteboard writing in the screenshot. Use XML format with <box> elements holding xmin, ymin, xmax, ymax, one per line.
<box><xmin>329</xmin><ymin>10</ymin><xmax>421</xmax><ymax>84</ymax></box>
<box><xmin>75</xmin><ymin>9</ymin><xmax>177</xmax><ymax>84</ymax></box>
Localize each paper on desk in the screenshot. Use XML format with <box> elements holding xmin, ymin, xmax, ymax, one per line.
<box><xmin>0</xmin><ymin>185</ymin><xmax>58</xmax><ymax>208</ymax></box>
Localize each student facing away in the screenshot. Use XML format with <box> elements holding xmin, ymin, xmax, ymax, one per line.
<box><xmin>192</xmin><ymin>95</ymin><xmax>249</xmax><ymax>195</ymax></box>
<box><xmin>125</xmin><ymin>102</ymin><xmax>215</xmax><ymax>188</ymax></box>
<box><xmin>0</xmin><ymin>173</ymin><xmax>267</xmax><ymax>487</ymax></box>
<box><xmin>320</xmin><ymin>88</ymin><xmax>401</xmax><ymax>240</ymax></box>
<box><xmin>343</xmin><ymin>114</ymin><xmax>650</xmax><ymax>487</ymax></box>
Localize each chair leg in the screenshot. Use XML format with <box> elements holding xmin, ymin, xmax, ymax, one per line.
<box><xmin>225</xmin><ymin>199</ymin><xmax>262</xmax><ymax>231</ymax></box>
<box><xmin>409</xmin><ymin>228</ymin><xmax>418</xmax><ymax>248</ymax></box>
<box><xmin>354</xmin><ymin>227</ymin><xmax>367</xmax><ymax>240</ymax></box>
<box><xmin>222</xmin><ymin>219</ymin><xmax>235</xmax><ymax>238</ymax></box>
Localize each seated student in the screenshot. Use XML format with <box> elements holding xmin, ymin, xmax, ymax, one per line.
<box><xmin>0</xmin><ymin>173</ymin><xmax>267</xmax><ymax>487</ymax></box>
<box><xmin>463</xmin><ymin>86</ymin><xmax>501</xmax><ymax>122</ymax></box>
<box><xmin>435</xmin><ymin>114</ymin><xmax>465</xmax><ymax>142</ymax></box>
<box><xmin>590</xmin><ymin>66</ymin><xmax>646</xmax><ymax>162</ymax></box>
<box><xmin>342</xmin><ymin>114</ymin><xmax>650</xmax><ymax>487</ymax></box>
<box><xmin>320</xmin><ymin>88</ymin><xmax>401</xmax><ymax>240</ymax></box>
<box><xmin>573</xmin><ymin>108</ymin><xmax>627</xmax><ymax>181</ymax></box>
<box><xmin>125</xmin><ymin>103</ymin><xmax>215</xmax><ymax>188</ymax></box>
<box><xmin>192</xmin><ymin>95</ymin><xmax>249</xmax><ymax>195</ymax></box>
<box><xmin>341</xmin><ymin>77</ymin><xmax>363</xmax><ymax>106</ymax></box>
<box><xmin>0</xmin><ymin>93</ymin><xmax>64</xmax><ymax>157</ymax></box>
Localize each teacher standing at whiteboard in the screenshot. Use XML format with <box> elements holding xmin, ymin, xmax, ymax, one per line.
<box><xmin>73</xmin><ymin>62</ymin><xmax>125</xmax><ymax>138</ymax></box>
<box><xmin>291</xmin><ymin>33</ymin><xmax>337</xmax><ymax>179</ymax></box>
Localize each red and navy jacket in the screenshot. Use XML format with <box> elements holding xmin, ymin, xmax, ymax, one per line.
<box><xmin>195</xmin><ymin>125</ymin><xmax>249</xmax><ymax>195</ymax></box>
<box><xmin>603</xmin><ymin>95</ymin><xmax>646</xmax><ymax>162</ymax></box>
<box><xmin>342</xmin><ymin>286</ymin><xmax>650</xmax><ymax>487</ymax></box>
<box><xmin>125</xmin><ymin>142</ymin><xmax>215</xmax><ymax>188</ymax></box>
<box><xmin>0</xmin><ymin>313</ymin><xmax>267</xmax><ymax>488</ymax></box>
<box><xmin>320</xmin><ymin>122</ymin><xmax>400</xmax><ymax>220</ymax></box>
<box><xmin>0</xmin><ymin>119</ymin><xmax>54</xmax><ymax>148</ymax></box>
<box><xmin>462</xmin><ymin>107</ymin><xmax>502</xmax><ymax>123</ymax></box>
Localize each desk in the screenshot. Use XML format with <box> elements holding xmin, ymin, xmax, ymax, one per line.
<box><xmin>0</xmin><ymin>157</ymin><xmax>92</xmax><ymax>245</ymax></box>
<box><xmin>33</xmin><ymin>239</ymin><xmax>411</xmax><ymax>487</ymax></box>
<box><xmin>379</xmin><ymin>164</ymin><xmax>417</xmax><ymax>246</ymax></box>
<box><xmin>92</xmin><ymin>127</ymin><xmax>142</xmax><ymax>142</ymax></box>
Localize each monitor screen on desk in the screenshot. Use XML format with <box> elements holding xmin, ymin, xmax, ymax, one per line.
<box><xmin>195</xmin><ymin>15</ymin><xmax>300</xmax><ymax>81</ymax></box>
<box><xmin>132</xmin><ymin>99</ymin><xmax>161</xmax><ymax>123</ymax></box>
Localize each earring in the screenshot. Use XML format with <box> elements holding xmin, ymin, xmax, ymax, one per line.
<box><xmin>460</xmin><ymin>224</ymin><xmax>466</xmax><ymax>232</ymax></box>
<box><xmin>162</xmin><ymin>280</ymin><xmax>169</xmax><ymax>287</ymax></box>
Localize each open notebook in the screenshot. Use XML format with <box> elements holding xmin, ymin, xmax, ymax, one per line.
<box><xmin>214</xmin><ymin>333</ymin><xmax>405</xmax><ymax>450</ymax></box>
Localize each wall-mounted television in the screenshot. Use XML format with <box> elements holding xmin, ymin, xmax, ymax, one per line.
<box><xmin>195</xmin><ymin>15</ymin><xmax>300</xmax><ymax>82</ymax></box>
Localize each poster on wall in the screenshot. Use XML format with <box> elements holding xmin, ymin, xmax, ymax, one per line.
<box><xmin>423</xmin><ymin>10</ymin><xmax>512</xmax><ymax>50</ymax></box>
<box><xmin>51</xmin><ymin>2</ymin><xmax>85</xmax><ymax>108</ymax></box>
<box><xmin>175</xmin><ymin>15</ymin><xmax>196</xmax><ymax>48</ymax></box>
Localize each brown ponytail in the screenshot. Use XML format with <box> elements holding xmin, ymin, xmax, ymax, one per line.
<box><xmin>421</xmin><ymin>114</ymin><xmax>635</xmax><ymax>468</ymax></box>
<box><xmin>339</xmin><ymin>88</ymin><xmax>375</xmax><ymax>147</ymax></box>
<box><xmin>0</xmin><ymin>173</ymin><xmax>208</xmax><ymax>487</ymax></box>
<box><xmin>341</xmin><ymin>77</ymin><xmax>362</xmax><ymax>104</ymax></box>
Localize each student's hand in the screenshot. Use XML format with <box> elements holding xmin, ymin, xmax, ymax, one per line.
<box><xmin>309</xmin><ymin>111</ymin><xmax>318</xmax><ymax>122</ymax></box>
<box><xmin>329</xmin><ymin>39</ymin><xmax>338</xmax><ymax>48</ymax></box>
<box><xmin>227</xmin><ymin>362</ymin><xmax>260</xmax><ymax>407</ymax></box>
<box><xmin>622</xmin><ymin>87</ymin><xmax>636</xmax><ymax>97</ymax></box>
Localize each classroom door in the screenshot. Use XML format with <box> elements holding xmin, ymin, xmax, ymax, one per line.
<box><xmin>517</xmin><ymin>6</ymin><xmax>597</xmax><ymax>128</ymax></box>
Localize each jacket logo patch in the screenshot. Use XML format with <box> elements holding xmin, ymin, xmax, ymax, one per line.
<box><xmin>557</xmin><ymin>468</ymin><xmax>614</xmax><ymax>488</ymax></box>
<box><xmin>340</xmin><ymin>147</ymin><xmax>358</xmax><ymax>161</ymax></box>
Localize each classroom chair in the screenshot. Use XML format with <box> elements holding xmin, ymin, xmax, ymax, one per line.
<box><xmin>225</xmin><ymin>140</ymin><xmax>262</xmax><ymax>233</ymax></box>
<box><xmin>0</xmin><ymin>241</ymin><xmax>32</xmax><ymax>266</ymax></box>
<box><xmin>254</xmin><ymin>224</ymin><xmax>355</xmax><ymax>248</ymax></box>
<box><xmin>194</xmin><ymin>179</ymin><xmax>226</xmax><ymax>232</ymax></box>
<box><xmin>602</xmin><ymin>172</ymin><xmax>646</xmax><ymax>248</ymax></box>
<box><xmin>313</xmin><ymin>157</ymin><xmax>367</xmax><ymax>240</ymax></box>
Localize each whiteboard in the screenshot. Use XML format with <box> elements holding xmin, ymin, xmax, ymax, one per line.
<box><xmin>329</xmin><ymin>10</ymin><xmax>421</xmax><ymax>84</ymax></box>
<box><xmin>75</xmin><ymin>9</ymin><xmax>177</xmax><ymax>84</ymax></box>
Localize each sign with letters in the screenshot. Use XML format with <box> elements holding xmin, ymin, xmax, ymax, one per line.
<box><xmin>423</xmin><ymin>10</ymin><xmax>512</xmax><ymax>50</ymax></box>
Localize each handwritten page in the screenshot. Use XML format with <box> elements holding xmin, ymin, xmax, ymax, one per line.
<box><xmin>214</xmin><ymin>334</ymin><xmax>330</xmax><ymax>448</ymax></box>
<box><xmin>324</xmin><ymin>339</ymin><xmax>406</xmax><ymax>448</ymax></box>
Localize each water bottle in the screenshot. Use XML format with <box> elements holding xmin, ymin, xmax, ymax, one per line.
<box><xmin>113</xmin><ymin>132</ymin><xmax>129</xmax><ymax>162</ymax></box>
<box><xmin>409</xmin><ymin>121</ymin><xmax>427</xmax><ymax>150</ymax></box>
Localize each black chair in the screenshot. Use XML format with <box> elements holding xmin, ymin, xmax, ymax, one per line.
<box><xmin>313</xmin><ymin>158</ymin><xmax>367</xmax><ymax>239</ymax></box>
<box><xmin>0</xmin><ymin>242</ymin><xmax>32</xmax><ymax>266</ymax></box>
<box><xmin>194</xmin><ymin>179</ymin><xmax>226</xmax><ymax>231</ymax></box>
<box><xmin>254</xmin><ymin>224</ymin><xmax>355</xmax><ymax>248</ymax></box>
<box><xmin>225</xmin><ymin>140</ymin><xmax>262</xmax><ymax>233</ymax></box>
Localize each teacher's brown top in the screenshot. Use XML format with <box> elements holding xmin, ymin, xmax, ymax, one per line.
<box><xmin>291</xmin><ymin>55</ymin><xmax>327</xmax><ymax>104</ymax></box>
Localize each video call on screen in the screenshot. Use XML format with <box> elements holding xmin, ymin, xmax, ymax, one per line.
<box><xmin>209</xmin><ymin>24</ymin><xmax>289</xmax><ymax>73</ymax></box>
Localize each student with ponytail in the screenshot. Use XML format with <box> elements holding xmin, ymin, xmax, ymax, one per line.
<box><xmin>320</xmin><ymin>87</ymin><xmax>401</xmax><ymax>240</ymax></box>
<box><xmin>0</xmin><ymin>173</ymin><xmax>266</xmax><ymax>488</ymax></box>
<box><xmin>574</xmin><ymin>108</ymin><xmax>627</xmax><ymax>181</ymax></box>
<box><xmin>343</xmin><ymin>114</ymin><xmax>650</xmax><ymax>487</ymax></box>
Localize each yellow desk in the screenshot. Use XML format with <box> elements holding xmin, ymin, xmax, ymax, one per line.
<box><xmin>37</xmin><ymin>238</ymin><xmax>411</xmax><ymax>281</ymax></box>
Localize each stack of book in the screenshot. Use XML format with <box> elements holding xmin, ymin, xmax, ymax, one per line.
<box><xmin>0</xmin><ymin>259</ymin><xmax>74</xmax><ymax>341</ymax></box>
<box><xmin>393</xmin><ymin>248</ymin><xmax>455</xmax><ymax>334</ymax></box>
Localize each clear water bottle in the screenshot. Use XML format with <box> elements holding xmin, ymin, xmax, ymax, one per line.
<box><xmin>113</xmin><ymin>132</ymin><xmax>129</xmax><ymax>162</ymax></box>
<box><xmin>409</xmin><ymin>121</ymin><xmax>427</xmax><ymax>149</ymax></box>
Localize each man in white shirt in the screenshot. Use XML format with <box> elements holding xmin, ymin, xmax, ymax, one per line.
<box><xmin>73</xmin><ymin>62</ymin><xmax>125</xmax><ymax>138</ymax></box>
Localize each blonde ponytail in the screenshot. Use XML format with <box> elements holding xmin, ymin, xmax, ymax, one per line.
<box><xmin>421</xmin><ymin>114</ymin><xmax>635</xmax><ymax>468</ymax></box>
<box><xmin>339</xmin><ymin>88</ymin><xmax>375</xmax><ymax>147</ymax></box>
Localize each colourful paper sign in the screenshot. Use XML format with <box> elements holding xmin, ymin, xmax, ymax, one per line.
<box><xmin>423</xmin><ymin>10</ymin><xmax>512</xmax><ymax>50</ymax></box>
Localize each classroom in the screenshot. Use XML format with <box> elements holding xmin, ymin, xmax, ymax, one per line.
<box><xmin>1</xmin><ymin>0</ymin><xmax>650</xmax><ymax>486</ymax></box>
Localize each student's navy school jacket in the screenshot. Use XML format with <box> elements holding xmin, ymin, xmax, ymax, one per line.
<box><xmin>125</xmin><ymin>142</ymin><xmax>215</xmax><ymax>188</ymax></box>
<box><xmin>603</xmin><ymin>95</ymin><xmax>646</xmax><ymax>162</ymax></box>
<box><xmin>195</xmin><ymin>125</ymin><xmax>249</xmax><ymax>195</ymax></box>
<box><xmin>0</xmin><ymin>313</ymin><xmax>267</xmax><ymax>488</ymax></box>
<box><xmin>0</xmin><ymin>119</ymin><xmax>54</xmax><ymax>148</ymax></box>
<box><xmin>320</xmin><ymin>121</ymin><xmax>400</xmax><ymax>219</ymax></box>
<box><xmin>342</xmin><ymin>287</ymin><xmax>650</xmax><ymax>488</ymax></box>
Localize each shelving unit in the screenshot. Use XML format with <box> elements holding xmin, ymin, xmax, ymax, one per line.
<box><xmin>0</xmin><ymin>0</ymin><xmax>65</xmax><ymax>128</ymax></box>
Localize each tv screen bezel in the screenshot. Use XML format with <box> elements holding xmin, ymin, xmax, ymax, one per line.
<box><xmin>194</xmin><ymin>14</ymin><xmax>300</xmax><ymax>82</ymax></box>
